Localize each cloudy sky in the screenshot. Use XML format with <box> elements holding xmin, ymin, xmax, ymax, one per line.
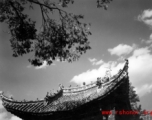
<box><xmin>1</xmin><ymin>0</ymin><xmax>152</xmax><ymax>119</ymax></box>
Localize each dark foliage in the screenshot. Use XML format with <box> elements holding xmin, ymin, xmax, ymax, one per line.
<box><xmin>129</xmin><ymin>83</ymin><xmax>143</xmax><ymax>120</ymax></box>
<box><xmin>0</xmin><ymin>0</ymin><xmax>113</xmax><ymax>66</ymax></box>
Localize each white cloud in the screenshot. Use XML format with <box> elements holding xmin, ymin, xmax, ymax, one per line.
<box><xmin>150</xmin><ymin>34</ymin><xmax>152</xmax><ymax>40</ymax></box>
<box><xmin>131</xmin><ymin>47</ymin><xmax>150</xmax><ymax>57</ymax></box>
<box><xmin>26</xmin><ymin>65</ymin><xmax>31</xmax><ymax>68</ymax></box>
<box><xmin>35</xmin><ymin>61</ymin><xmax>48</xmax><ymax>69</ymax></box>
<box><xmin>71</xmin><ymin>61</ymin><xmax>123</xmax><ymax>85</ymax></box>
<box><xmin>135</xmin><ymin>84</ymin><xmax>152</xmax><ymax>97</ymax></box>
<box><xmin>141</xmin><ymin>33</ymin><xmax>152</xmax><ymax>44</ymax></box>
<box><xmin>94</xmin><ymin>59</ymin><xmax>104</xmax><ymax>65</ymax></box>
<box><xmin>0</xmin><ymin>112</ymin><xmax>7</xmax><ymax>120</ymax></box>
<box><xmin>35</xmin><ymin>61</ymin><xmax>55</xmax><ymax>69</ymax></box>
<box><xmin>108</xmin><ymin>44</ymin><xmax>134</xmax><ymax>56</ymax></box>
<box><xmin>142</xmin><ymin>39</ymin><xmax>152</xmax><ymax>44</ymax></box>
<box><xmin>0</xmin><ymin>112</ymin><xmax>22</xmax><ymax>120</ymax></box>
<box><xmin>128</xmin><ymin>47</ymin><xmax>152</xmax><ymax>96</ymax></box>
<box><xmin>27</xmin><ymin>61</ymin><xmax>55</xmax><ymax>69</ymax></box>
<box><xmin>146</xmin><ymin>33</ymin><xmax>152</xmax><ymax>44</ymax></box>
<box><xmin>88</xmin><ymin>58</ymin><xmax>104</xmax><ymax>66</ymax></box>
<box><xmin>56</xmin><ymin>58</ymin><xmax>66</xmax><ymax>63</ymax></box>
<box><xmin>138</xmin><ymin>9</ymin><xmax>152</xmax><ymax>28</ymax></box>
<box><xmin>146</xmin><ymin>39</ymin><xmax>152</xmax><ymax>44</ymax></box>
<box><xmin>26</xmin><ymin>63</ymin><xmax>48</xmax><ymax>69</ymax></box>
<box><xmin>0</xmin><ymin>100</ymin><xmax>22</xmax><ymax>120</ymax></box>
<box><xmin>56</xmin><ymin>59</ymin><xmax>60</xmax><ymax>62</ymax></box>
<box><xmin>71</xmin><ymin>68</ymin><xmax>102</xmax><ymax>85</ymax></box>
<box><xmin>71</xmin><ymin>44</ymin><xmax>152</xmax><ymax>97</ymax></box>
<box><xmin>88</xmin><ymin>58</ymin><xmax>97</xmax><ymax>63</ymax></box>
<box><xmin>10</xmin><ymin>116</ymin><xmax>22</xmax><ymax>120</ymax></box>
<box><xmin>0</xmin><ymin>100</ymin><xmax>3</xmax><ymax>110</ymax></box>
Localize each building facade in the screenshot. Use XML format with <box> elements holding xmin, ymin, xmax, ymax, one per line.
<box><xmin>0</xmin><ymin>60</ymin><xmax>135</xmax><ymax>120</ymax></box>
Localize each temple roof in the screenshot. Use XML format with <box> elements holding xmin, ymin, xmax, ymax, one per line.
<box><xmin>0</xmin><ymin>60</ymin><xmax>129</xmax><ymax>115</ymax></box>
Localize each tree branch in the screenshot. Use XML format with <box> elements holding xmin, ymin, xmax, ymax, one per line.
<box><xmin>9</xmin><ymin>1</ymin><xmax>23</xmax><ymax>23</ymax></box>
<box><xmin>27</xmin><ymin>0</ymin><xmax>67</xmax><ymax>14</ymax></box>
<box><xmin>40</xmin><ymin>5</ymin><xmax>46</xmax><ymax>26</ymax></box>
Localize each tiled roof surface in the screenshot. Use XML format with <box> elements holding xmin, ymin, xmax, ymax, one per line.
<box><xmin>0</xmin><ymin>60</ymin><xmax>129</xmax><ymax>114</ymax></box>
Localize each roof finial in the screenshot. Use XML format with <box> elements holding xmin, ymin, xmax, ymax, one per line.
<box><xmin>59</xmin><ymin>84</ymin><xmax>64</xmax><ymax>90</ymax></box>
<box><xmin>83</xmin><ymin>82</ymin><xmax>86</xmax><ymax>86</ymax></box>
<box><xmin>125</xmin><ymin>59</ymin><xmax>128</xmax><ymax>63</ymax></box>
<box><xmin>10</xmin><ymin>95</ymin><xmax>13</xmax><ymax>100</ymax></box>
<box><xmin>0</xmin><ymin>91</ymin><xmax>3</xmax><ymax>98</ymax></box>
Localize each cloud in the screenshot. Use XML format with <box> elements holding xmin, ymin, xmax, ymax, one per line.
<box><xmin>10</xmin><ymin>116</ymin><xmax>22</xmax><ymax>120</ymax></box>
<box><xmin>71</xmin><ymin>43</ymin><xmax>152</xmax><ymax>97</ymax></box>
<box><xmin>88</xmin><ymin>58</ymin><xmax>104</xmax><ymax>66</ymax></box>
<box><xmin>35</xmin><ymin>61</ymin><xmax>48</xmax><ymax>69</ymax></box>
<box><xmin>0</xmin><ymin>100</ymin><xmax>3</xmax><ymax>110</ymax></box>
<box><xmin>138</xmin><ymin>9</ymin><xmax>152</xmax><ymax>28</ymax></box>
<box><xmin>150</xmin><ymin>34</ymin><xmax>152</xmax><ymax>40</ymax></box>
<box><xmin>26</xmin><ymin>62</ymin><xmax>48</xmax><ymax>69</ymax></box>
<box><xmin>0</xmin><ymin>112</ymin><xmax>7</xmax><ymax>120</ymax></box>
<box><xmin>128</xmin><ymin>47</ymin><xmax>152</xmax><ymax>96</ymax></box>
<box><xmin>0</xmin><ymin>100</ymin><xmax>22</xmax><ymax>120</ymax></box>
<box><xmin>142</xmin><ymin>33</ymin><xmax>152</xmax><ymax>44</ymax></box>
<box><xmin>0</xmin><ymin>112</ymin><xmax>22</xmax><ymax>120</ymax></box>
<box><xmin>135</xmin><ymin>84</ymin><xmax>152</xmax><ymax>97</ymax></box>
<box><xmin>27</xmin><ymin>58</ymin><xmax>68</xmax><ymax>69</ymax></box>
<box><xmin>88</xmin><ymin>58</ymin><xmax>97</xmax><ymax>63</ymax></box>
<box><xmin>108</xmin><ymin>44</ymin><xmax>134</xmax><ymax>56</ymax></box>
<box><xmin>56</xmin><ymin>58</ymin><xmax>66</xmax><ymax>63</ymax></box>
<box><xmin>35</xmin><ymin>61</ymin><xmax>55</xmax><ymax>69</ymax></box>
<box><xmin>71</xmin><ymin>60</ymin><xmax>123</xmax><ymax>85</ymax></box>
<box><xmin>27</xmin><ymin>61</ymin><xmax>55</xmax><ymax>69</ymax></box>
<box><xmin>94</xmin><ymin>60</ymin><xmax>104</xmax><ymax>65</ymax></box>
<box><xmin>26</xmin><ymin>65</ymin><xmax>32</xmax><ymax>68</ymax></box>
